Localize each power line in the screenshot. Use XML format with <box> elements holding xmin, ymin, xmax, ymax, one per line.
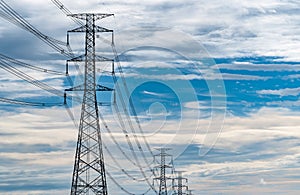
<box><xmin>0</xmin><ymin>58</ymin><xmax>81</xmax><ymax>103</ymax></box>
<box><xmin>0</xmin><ymin>97</ymin><xmax>63</xmax><ymax>107</ymax></box>
<box><xmin>0</xmin><ymin>0</ymin><xmax>81</xmax><ymax>86</ymax></box>
<box><xmin>0</xmin><ymin>0</ymin><xmax>73</xmax><ymax>58</ymax></box>
<box><xmin>0</xmin><ymin>53</ymin><xmax>65</xmax><ymax>75</ymax></box>
<box><xmin>0</xmin><ymin>59</ymin><xmax>64</xmax><ymax>97</ymax></box>
<box><xmin>112</xmin><ymin>38</ymin><xmax>156</xmax><ymax>161</ymax></box>
<box><xmin>51</xmin><ymin>0</ymin><xmax>83</xmax><ymax>26</ymax></box>
<box><xmin>112</xmin><ymin>73</ymin><xmax>158</xmax><ymax>193</ymax></box>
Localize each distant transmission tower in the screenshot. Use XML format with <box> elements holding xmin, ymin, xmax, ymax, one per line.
<box><xmin>172</xmin><ymin>171</ymin><xmax>188</xmax><ymax>195</ymax></box>
<box><xmin>66</xmin><ymin>13</ymin><xmax>114</xmax><ymax>195</ymax></box>
<box><xmin>154</xmin><ymin>148</ymin><xmax>173</xmax><ymax>195</ymax></box>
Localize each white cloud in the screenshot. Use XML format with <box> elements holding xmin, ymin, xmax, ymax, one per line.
<box><xmin>266</xmin><ymin>99</ymin><xmax>300</xmax><ymax>107</ymax></box>
<box><xmin>257</xmin><ymin>87</ymin><xmax>300</xmax><ymax>97</ymax></box>
<box><xmin>142</xmin><ymin>90</ymin><xmax>167</xmax><ymax>97</ymax></box>
<box><xmin>215</xmin><ymin>63</ymin><xmax>300</xmax><ymax>72</ymax></box>
<box><xmin>220</xmin><ymin>73</ymin><xmax>269</xmax><ymax>80</ymax></box>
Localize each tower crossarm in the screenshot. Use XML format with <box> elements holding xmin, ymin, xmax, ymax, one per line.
<box><xmin>65</xmin><ymin>84</ymin><xmax>113</xmax><ymax>92</ymax></box>
<box><xmin>68</xmin><ymin>54</ymin><xmax>113</xmax><ymax>62</ymax></box>
<box><xmin>68</xmin><ymin>25</ymin><xmax>112</xmax><ymax>33</ymax></box>
<box><xmin>68</xmin><ymin>13</ymin><xmax>114</xmax><ymax>21</ymax></box>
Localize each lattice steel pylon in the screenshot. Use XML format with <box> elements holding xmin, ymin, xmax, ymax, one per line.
<box><xmin>172</xmin><ymin>171</ymin><xmax>188</xmax><ymax>195</ymax></box>
<box><xmin>67</xmin><ymin>13</ymin><xmax>114</xmax><ymax>195</ymax></box>
<box><xmin>154</xmin><ymin>148</ymin><xmax>173</xmax><ymax>195</ymax></box>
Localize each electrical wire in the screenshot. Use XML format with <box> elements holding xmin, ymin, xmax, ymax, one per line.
<box><xmin>99</xmin><ymin>103</ymin><xmax>156</xmax><ymax>180</ymax></box>
<box><xmin>0</xmin><ymin>53</ymin><xmax>65</xmax><ymax>75</ymax></box>
<box><xmin>0</xmin><ymin>53</ymin><xmax>81</xmax><ymax>125</ymax></box>
<box><xmin>111</xmin><ymin>73</ymin><xmax>157</xmax><ymax>193</ymax></box>
<box><xmin>0</xmin><ymin>0</ymin><xmax>73</xmax><ymax>58</ymax></box>
<box><xmin>106</xmin><ymin>171</ymin><xmax>152</xmax><ymax>195</ymax></box>
<box><xmin>0</xmin><ymin>60</ymin><xmax>64</xmax><ymax>97</ymax></box>
<box><xmin>100</xmin><ymin>122</ymin><xmax>155</xmax><ymax>183</ymax></box>
<box><xmin>51</xmin><ymin>0</ymin><xmax>83</xmax><ymax>26</ymax></box>
<box><xmin>0</xmin><ymin>59</ymin><xmax>81</xmax><ymax>102</ymax></box>
<box><xmin>50</xmin><ymin>0</ymin><xmax>85</xmax><ymax>84</ymax></box>
<box><xmin>0</xmin><ymin>96</ymin><xmax>63</xmax><ymax>107</ymax></box>
<box><xmin>111</xmin><ymin>44</ymin><xmax>160</xmax><ymax>191</ymax></box>
<box><xmin>112</xmin><ymin>42</ymin><xmax>155</xmax><ymax>157</ymax></box>
<box><xmin>0</xmin><ymin>0</ymin><xmax>83</xmax><ymax>87</ymax></box>
<box><xmin>0</xmin><ymin>52</ymin><xmax>75</xmax><ymax>94</ymax></box>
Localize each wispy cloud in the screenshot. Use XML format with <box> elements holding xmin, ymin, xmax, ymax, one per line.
<box><xmin>142</xmin><ymin>90</ymin><xmax>168</xmax><ymax>97</ymax></box>
<box><xmin>257</xmin><ymin>87</ymin><xmax>300</xmax><ymax>97</ymax></box>
<box><xmin>216</xmin><ymin>63</ymin><xmax>300</xmax><ymax>72</ymax></box>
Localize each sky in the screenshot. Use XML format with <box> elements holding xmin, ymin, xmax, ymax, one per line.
<box><xmin>0</xmin><ymin>0</ymin><xmax>300</xmax><ymax>194</ymax></box>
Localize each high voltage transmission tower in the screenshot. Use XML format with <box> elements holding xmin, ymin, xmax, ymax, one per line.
<box><xmin>153</xmin><ymin>149</ymin><xmax>192</xmax><ymax>195</ymax></box>
<box><xmin>172</xmin><ymin>171</ymin><xmax>188</xmax><ymax>195</ymax></box>
<box><xmin>154</xmin><ymin>148</ymin><xmax>173</xmax><ymax>195</ymax></box>
<box><xmin>66</xmin><ymin>13</ymin><xmax>114</xmax><ymax>195</ymax></box>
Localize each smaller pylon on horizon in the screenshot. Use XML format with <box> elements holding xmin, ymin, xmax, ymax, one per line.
<box><xmin>172</xmin><ymin>171</ymin><xmax>188</xmax><ymax>195</ymax></box>
<box><xmin>153</xmin><ymin>148</ymin><xmax>173</xmax><ymax>195</ymax></box>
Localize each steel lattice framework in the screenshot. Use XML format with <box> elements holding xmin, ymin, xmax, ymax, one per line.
<box><xmin>172</xmin><ymin>171</ymin><xmax>188</xmax><ymax>195</ymax></box>
<box><xmin>154</xmin><ymin>148</ymin><xmax>172</xmax><ymax>195</ymax></box>
<box><xmin>67</xmin><ymin>13</ymin><xmax>113</xmax><ymax>195</ymax></box>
